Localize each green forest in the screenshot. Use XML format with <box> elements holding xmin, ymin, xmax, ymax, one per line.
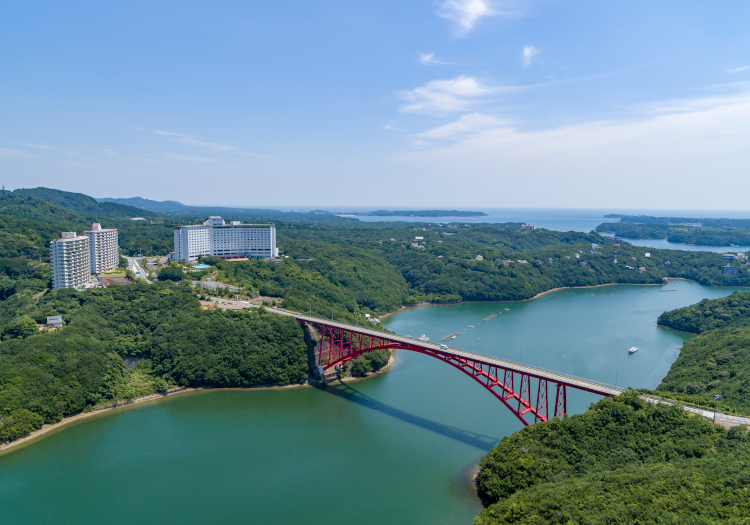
<box><xmin>651</xmin><ymin>292</ymin><xmax>750</xmax><ymax>415</ymax></box>
<box><xmin>605</xmin><ymin>214</ymin><xmax>750</xmax><ymax>229</ymax></box>
<box><xmin>475</xmin><ymin>391</ymin><xmax>750</xmax><ymax>524</ymax></box>
<box><xmin>597</xmin><ymin>220</ymin><xmax>750</xmax><ymax>246</ymax></box>
<box><xmin>658</xmin><ymin>291</ymin><xmax>750</xmax><ymax>333</ymax></box>
<box><xmin>0</xmin><ymin>283</ymin><xmax>310</xmax><ymax>443</ymax></box>
<box><xmin>5</xmin><ymin>184</ymin><xmax>750</xmax><ymax>522</ymax></box>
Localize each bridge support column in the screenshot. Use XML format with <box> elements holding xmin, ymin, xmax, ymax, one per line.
<box><xmin>554</xmin><ymin>384</ymin><xmax>567</xmax><ymax>419</ymax></box>
<box><xmin>535</xmin><ymin>379</ymin><xmax>548</xmax><ymax>423</ymax></box>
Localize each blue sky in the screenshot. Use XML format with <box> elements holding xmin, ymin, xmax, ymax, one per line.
<box><xmin>2</xmin><ymin>1</ymin><xmax>749</xmax><ymax>209</ymax></box>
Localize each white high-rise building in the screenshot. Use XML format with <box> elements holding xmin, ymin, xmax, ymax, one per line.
<box><xmin>84</xmin><ymin>223</ymin><xmax>119</xmax><ymax>274</ymax></box>
<box><xmin>50</xmin><ymin>232</ymin><xmax>91</xmax><ymax>289</ymax></box>
<box><xmin>173</xmin><ymin>216</ymin><xmax>278</xmax><ymax>262</ymax></box>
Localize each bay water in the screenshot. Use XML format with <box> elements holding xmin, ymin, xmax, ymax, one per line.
<box><xmin>0</xmin><ymin>280</ymin><xmax>744</xmax><ymax>524</ymax></box>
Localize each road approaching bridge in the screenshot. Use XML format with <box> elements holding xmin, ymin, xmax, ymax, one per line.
<box><xmin>270</xmin><ymin>309</ymin><xmax>624</xmax><ymax>426</ymax></box>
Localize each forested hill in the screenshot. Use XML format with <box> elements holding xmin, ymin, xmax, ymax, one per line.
<box><xmin>658</xmin><ymin>291</ymin><xmax>750</xmax><ymax>333</ymax></box>
<box><xmin>596</xmin><ymin>221</ymin><xmax>750</xmax><ymax>246</ymax></box>
<box><xmin>14</xmin><ymin>187</ymin><xmax>166</xmax><ymax>220</ymax></box>
<box><xmin>605</xmin><ymin>214</ymin><xmax>750</xmax><ymax>229</ymax></box>
<box><xmin>0</xmin><ymin>193</ymin><xmax>86</xmax><ymax>225</ymax></box>
<box><xmin>97</xmin><ymin>195</ymin><xmax>352</xmax><ymax>222</ymax></box>
<box><xmin>0</xmin><ymin>283</ymin><xmax>311</xmax><ymax>443</ymax></box>
<box><xmin>0</xmin><ymin>193</ymin><xmax>182</xmax><ymax>258</ymax></box>
<box><xmin>475</xmin><ymin>391</ymin><xmax>750</xmax><ymax>524</ymax></box>
<box><xmin>654</xmin><ymin>293</ymin><xmax>750</xmax><ymax>415</ymax></box>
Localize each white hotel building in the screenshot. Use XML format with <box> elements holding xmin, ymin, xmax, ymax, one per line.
<box><xmin>173</xmin><ymin>216</ymin><xmax>278</xmax><ymax>262</ymax></box>
<box><xmin>50</xmin><ymin>232</ymin><xmax>91</xmax><ymax>290</ymax></box>
<box><xmin>50</xmin><ymin>223</ymin><xmax>120</xmax><ymax>289</ymax></box>
<box><xmin>84</xmin><ymin>223</ymin><xmax>119</xmax><ymax>274</ymax></box>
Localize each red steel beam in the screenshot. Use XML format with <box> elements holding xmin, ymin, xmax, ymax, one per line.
<box><xmin>305</xmin><ymin>320</ymin><xmax>612</xmax><ymax>426</ymax></box>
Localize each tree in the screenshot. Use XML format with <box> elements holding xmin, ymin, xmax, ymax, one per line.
<box><xmin>2</xmin><ymin>315</ymin><xmax>38</xmax><ymax>340</ymax></box>
<box><xmin>158</xmin><ymin>266</ymin><xmax>183</xmax><ymax>282</ymax></box>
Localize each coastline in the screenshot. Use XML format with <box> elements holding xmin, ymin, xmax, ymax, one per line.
<box><xmin>0</xmin><ymin>278</ymin><xmax>721</xmax><ymax>456</ymax></box>
<box><xmin>382</xmin><ymin>280</ymin><xmax>675</xmax><ymax>318</ymax></box>
<box><xmin>0</xmin><ymin>381</ymin><xmax>313</xmax><ymax>456</ymax></box>
<box><xmin>0</xmin><ymin>353</ymin><xmax>398</xmax><ymax>456</ymax></box>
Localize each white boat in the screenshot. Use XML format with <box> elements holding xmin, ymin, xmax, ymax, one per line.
<box><xmin>629</xmin><ymin>347</ymin><xmax>638</xmax><ymax>354</ymax></box>
<box><xmin>418</xmin><ymin>334</ymin><xmax>430</xmax><ymax>342</ymax></box>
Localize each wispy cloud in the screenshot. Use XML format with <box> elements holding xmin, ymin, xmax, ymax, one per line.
<box><xmin>163</xmin><ymin>153</ymin><xmax>219</xmax><ymax>164</ymax></box>
<box><xmin>101</xmin><ymin>149</ymin><xmax>159</xmax><ymax>164</ymax></box>
<box><xmin>399</xmin><ymin>75</ymin><xmax>496</xmax><ymax>114</ymax></box>
<box><xmin>396</xmin><ymin>87</ymin><xmax>750</xmax><ymax>208</ymax></box>
<box><xmin>0</xmin><ymin>148</ymin><xmax>35</xmax><ymax>160</ymax></box>
<box><xmin>415</xmin><ymin>113</ymin><xmax>507</xmax><ymax>139</ymax></box>
<box><xmin>522</xmin><ymin>45</ymin><xmax>539</xmax><ymax>67</ymax></box>
<box><xmin>727</xmin><ymin>66</ymin><xmax>748</xmax><ymax>73</ymax></box>
<box><xmin>17</xmin><ymin>142</ymin><xmax>82</xmax><ymax>158</ymax></box>
<box><xmin>148</xmin><ymin>130</ymin><xmax>235</xmax><ymax>152</ymax></box>
<box><xmin>437</xmin><ymin>0</ymin><xmax>524</xmax><ymax>36</ymax></box>
<box><xmin>419</xmin><ymin>53</ymin><xmax>451</xmax><ymax>66</ymax></box>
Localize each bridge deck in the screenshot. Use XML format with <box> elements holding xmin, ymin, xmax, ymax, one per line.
<box><xmin>274</xmin><ymin>309</ymin><xmax>624</xmax><ymax>397</ymax></box>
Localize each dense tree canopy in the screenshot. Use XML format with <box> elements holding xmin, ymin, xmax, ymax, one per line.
<box><xmin>658</xmin><ymin>291</ymin><xmax>750</xmax><ymax>333</ymax></box>
<box><xmin>0</xmin><ymin>283</ymin><xmax>310</xmax><ymax>443</ymax></box>
<box><xmin>475</xmin><ymin>392</ymin><xmax>750</xmax><ymax>524</ymax></box>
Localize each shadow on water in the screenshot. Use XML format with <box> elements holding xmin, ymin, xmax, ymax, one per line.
<box><xmin>317</xmin><ymin>381</ymin><xmax>500</xmax><ymax>452</ymax></box>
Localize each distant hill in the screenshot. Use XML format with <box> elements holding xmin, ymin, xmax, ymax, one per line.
<box><xmin>351</xmin><ymin>210</ymin><xmax>487</xmax><ymax>217</ymax></box>
<box><xmin>96</xmin><ymin>196</ymin><xmax>190</xmax><ymax>215</ymax></box>
<box><xmin>97</xmin><ymin>196</ymin><xmax>350</xmax><ymax>222</ymax></box>
<box><xmin>604</xmin><ymin>214</ymin><xmax>750</xmax><ymax>229</ymax></box>
<box><xmin>0</xmin><ymin>193</ymin><xmax>86</xmax><ymax>225</ymax></box>
<box><xmin>15</xmin><ymin>187</ymin><xmax>166</xmax><ymax>220</ymax></box>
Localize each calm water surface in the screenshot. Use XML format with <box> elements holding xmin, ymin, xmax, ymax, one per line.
<box><xmin>0</xmin><ymin>280</ymin><xmax>745</xmax><ymax>524</ymax></box>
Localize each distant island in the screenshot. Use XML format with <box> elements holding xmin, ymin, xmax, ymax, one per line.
<box><xmin>341</xmin><ymin>210</ymin><xmax>488</xmax><ymax>218</ymax></box>
<box><xmin>598</xmin><ymin>214</ymin><xmax>750</xmax><ymax>246</ymax></box>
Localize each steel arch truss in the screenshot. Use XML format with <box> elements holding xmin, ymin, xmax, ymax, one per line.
<box><xmin>310</xmin><ymin>322</ymin><xmax>583</xmax><ymax>427</ymax></box>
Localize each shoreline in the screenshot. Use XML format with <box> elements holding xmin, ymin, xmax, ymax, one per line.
<box><xmin>382</xmin><ymin>280</ymin><xmax>677</xmax><ymax>318</ymax></box>
<box><xmin>1</xmin><ymin>278</ymin><xmax>730</xmax><ymax>456</ymax></box>
<box><xmin>0</xmin><ymin>380</ymin><xmax>314</xmax><ymax>456</ymax></box>
<box><xmin>0</xmin><ymin>353</ymin><xmax>398</xmax><ymax>456</ymax></box>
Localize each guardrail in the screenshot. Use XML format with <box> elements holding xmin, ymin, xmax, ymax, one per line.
<box><xmin>279</xmin><ymin>307</ymin><xmax>623</xmax><ymax>394</ymax></box>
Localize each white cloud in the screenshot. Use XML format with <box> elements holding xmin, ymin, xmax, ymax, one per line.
<box><xmin>522</xmin><ymin>45</ymin><xmax>539</xmax><ymax>67</ymax></box>
<box><xmin>419</xmin><ymin>53</ymin><xmax>450</xmax><ymax>66</ymax></box>
<box><xmin>163</xmin><ymin>153</ymin><xmax>219</xmax><ymax>164</ymax></box>
<box><xmin>727</xmin><ymin>66</ymin><xmax>748</xmax><ymax>73</ymax></box>
<box><xmin>0</xmin><ymin>148</ymin><xmax>35</xmax><ymax>160</ymax></box>
<box><xmin>416</xmin><ymin>113</ymin><xmax>506</xmax><ymax>139</ymax></box>
<box><xmin>438</xmin><ymin>0</ymin><xmax>492</xmax><ymax>35</ymax></box>
<box><xmin>396</xmin><ymin>89</ymin><xmax>750</xmax><ymax>208</ymax></box>
<box><xmin>438</xmin><ymin>0</ymin><xmax>524</xmax><ymax>36</ymax></box>
<box><xmin>149</xmin><ymin>130</ymin><xmax>235</xmax><ymax>152</ymax></box>
<box><xmin>399</xmin><ymin>75</ymin><xmax>495</xmax><ymax>114</ymax></box>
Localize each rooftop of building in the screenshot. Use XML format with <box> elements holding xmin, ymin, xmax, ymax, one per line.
<box><xmin>52</xmin><ymin>232</ymin><xmax>87</xmax><ymax>242</ymax></box>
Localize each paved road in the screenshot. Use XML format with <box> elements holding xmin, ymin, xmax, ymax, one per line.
<box><xmin>125</xmin><ymin>257</ymin><xmax>152</xmax><ymax>284</ymax></box>
<box><xmin>643</xmin><ymin>396</ymin><xmax>750</xmax><ymax>428</ymax></box>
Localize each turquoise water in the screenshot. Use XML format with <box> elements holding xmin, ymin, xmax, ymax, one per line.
<box><xmin>0</xmin><ymin>280</ymin><xmax>744</xmax><ymax>525</ymax></box>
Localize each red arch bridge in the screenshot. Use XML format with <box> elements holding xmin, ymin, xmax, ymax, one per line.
<box><xmin>279</xmin><ymin>311</ymin><xmax>624</xmax><ymax>426</ymax></box>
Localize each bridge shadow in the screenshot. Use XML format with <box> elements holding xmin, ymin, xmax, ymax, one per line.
<box><xmin>315</xmin><ymin>381</ymin><xmax>500</xmax><ymax>452</ymax></box>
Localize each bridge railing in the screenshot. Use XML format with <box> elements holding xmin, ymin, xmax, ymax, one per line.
<box><xmin>443</xmin><ymin>347</ymin><xmax>624</xmax><ymax>394</ymax></box>
<box><xmin>276</xmin><ymin>307</ymin><xmax>624</xmax><ymax>395</ymax></box>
